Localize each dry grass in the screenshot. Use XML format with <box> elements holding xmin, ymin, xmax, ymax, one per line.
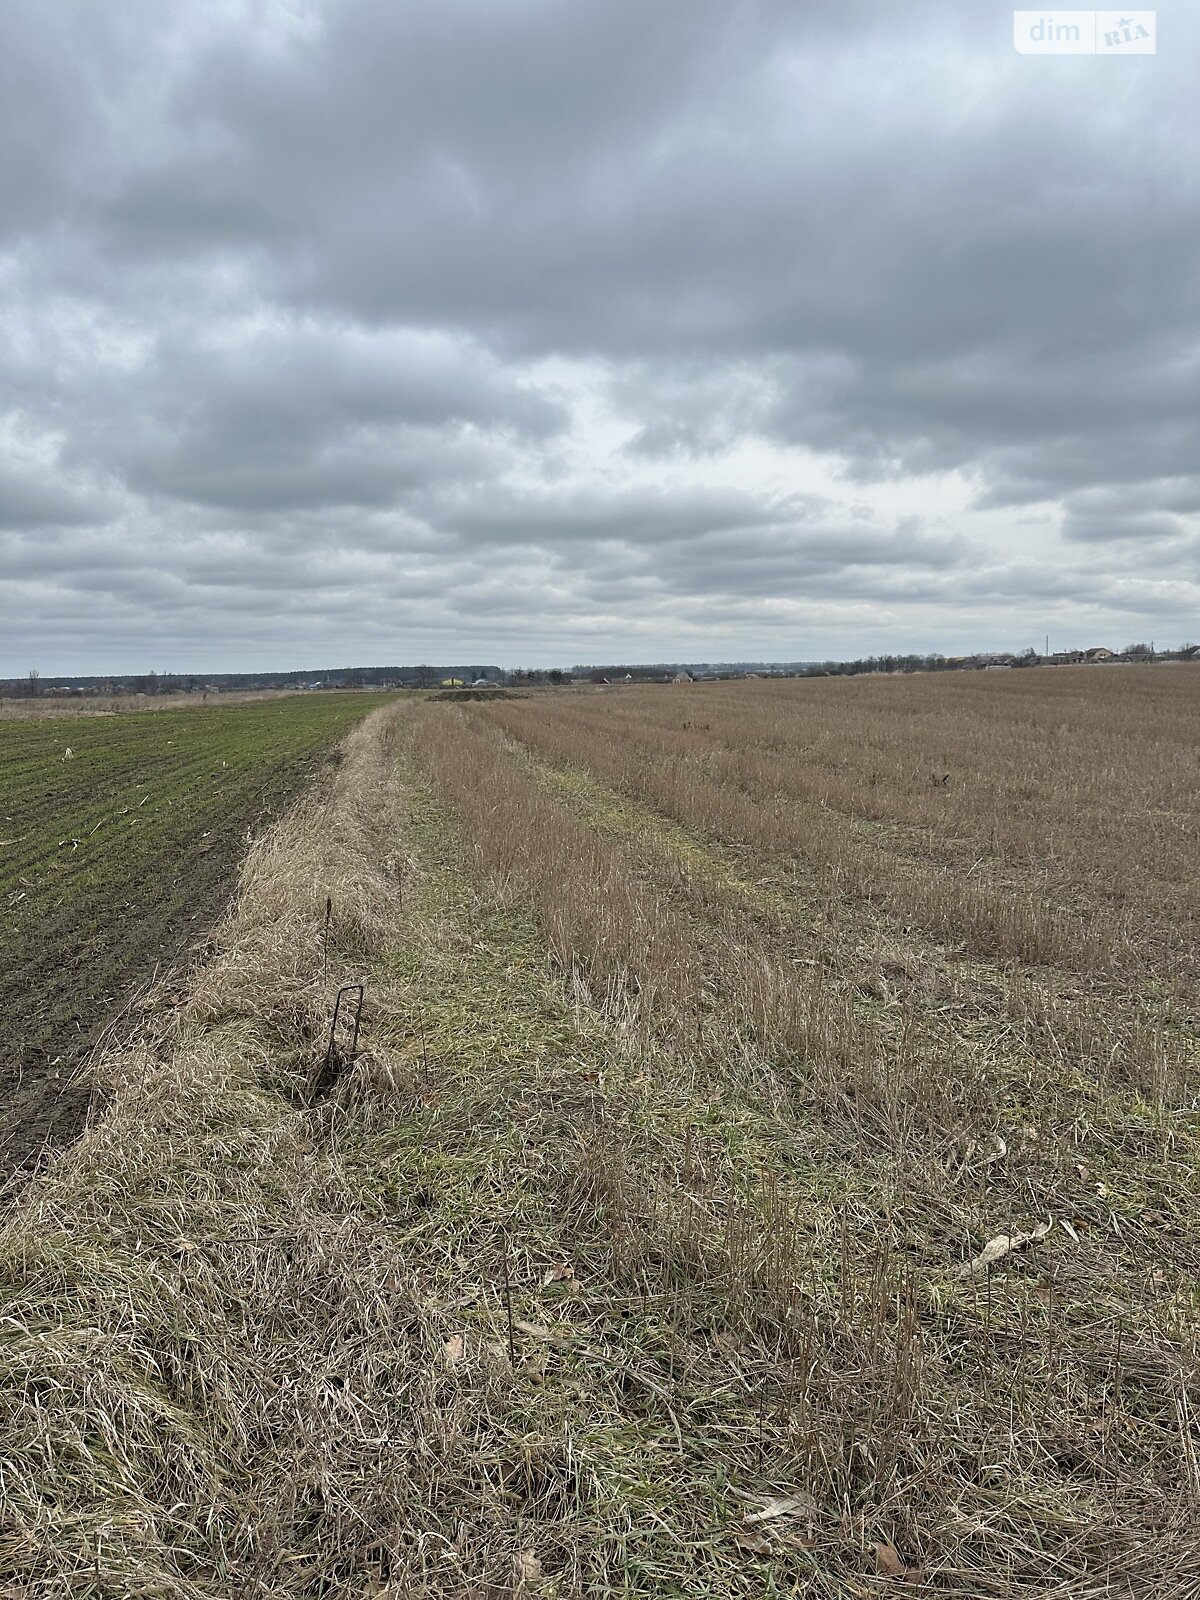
<box><xmin>3</xmin><ymin>684</ymin><xmax>1198</xmax><ymax>1597</ymax></box>
<box><xmin>484</xmin><ymin>667</ymin><xmax>1200</xmax><ymax>981</ymax></box>
<box><xmin>0</xmin><ymin>707</ymin><xmax>412</xmax><ymax>1594</ymax></box>
<box><xmin>406</xmin><ymin>687</ymin><xmax>1200</xmax><ymax>1595</ymax></box>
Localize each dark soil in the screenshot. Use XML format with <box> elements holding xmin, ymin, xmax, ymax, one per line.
<box><xmin>428</xmin><ymin>688</ymin><xmax>528</xmax><ymax>703</ymax></box>
<box><xmin>1</xmin><ymin>821</ymin><xmax>251</xmax><ymax>1183</ymax></box>
<box><xmin>0</xmin><ymin>708</ymin><xmax>377</xmax><ymax>1185</ymax></box>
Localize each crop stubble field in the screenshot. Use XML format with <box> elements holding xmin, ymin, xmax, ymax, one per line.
<box><xmin>1</xmin><ymin>667</ymin><xmax>1198</xmax><ymax>1597</ymax></box>
<box><xmin>0</xmin><ymin>692</ymin><xmax>392</xmax><ymax>1174</ymax></box>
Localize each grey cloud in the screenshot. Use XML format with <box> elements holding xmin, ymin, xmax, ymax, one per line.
<box><xmin>1063</xmin><ymin>480</ymin><xmax>1200</xmax><ymax>520</ymax></box>
<box><xmin>428</xmin><ymin>486</ymin><xmax>830</xmax><ymax>547</ymax></box>
<box><xmin>649</xmin><ymin>521</ymin><xmax>972</xmax><ymax>603</ymax></box>
<box><xmin>2</xmin><ymin>0</ymin><xmax>1199</xmax><ymax>670</ymax></box>
<box><xmin>55</xmin><ymin>321</ymin><xmax>565</xmax><ymax>514</ymax></box>
<box><xmin>0</xmin><ymin>466</ymin><xmax>117</xmax><ymax>531</ymax></box>
<box><xmin>139</xmin><ymin>0</ymin><xmax>1198</xmax><ymax>508</ymax></box>
<box><xmin>1060</xmin><ymin>511</ymin><xmax>1186</xmax><ymax>544</ymax></box>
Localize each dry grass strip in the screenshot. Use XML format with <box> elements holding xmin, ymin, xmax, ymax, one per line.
<box><xmin>409</xmin><ymin>697</ymin><xmax>1200</xmax><ymax>1598</ymax></box>
<box><xmin>2</xmin><ymin>700</ymin><xmax>1198</xmax><ymax>1598</ymax></box>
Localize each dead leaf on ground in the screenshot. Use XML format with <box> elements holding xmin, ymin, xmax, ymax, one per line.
<box><xmin>744</xmin><ymin>1492</ymin><xmax>819</xmax><ymax>1525</ymax></box>
<box><xmin>960</xmin><ymin>1132</ymin><xmax>1007</xmax><ymax>1170</ymax></box>
<box><xmin>731</xmin><ymin>1528</ymin><xmax>773</xmax><ymax>1557</ymax></box>
<box><xmin>958</xmin><ymin>1218</ymin><xmax>1053</xmax><ymax>1277</ymax></box>
<box><xmin>875</xmin><ymin>1541</ymin><xmax>905</xmax><ymax>1577</ymax></box>
<box><xmin>443</xmin><ymin>1333</ymin><xmax>464</xmax><ymax>1365</ymax></box>
<box><xmin>521</xmin><ymin>1346</ymin><xmax>549</xmax><ymax>1382</ymax></box>
<box><xmin>515</xmin><ymin>1319</ymin><xmax>575</xmax><ymax>1347</ymax></box>
<box><xmin>542</xmin><ymin>1261</ymin><xmax>584</xmax><ymax>1292</ymax></box>
<box><xmin>515</xmin><ymin>1548</ymin><xmax>542</xmax><ymax>1584</ymax></box>
<box><xmin>776</xmin><ymin>1527</ymin><xmax>817</xmax><ymax>1551</ymax></box>
<box><xmin>874</xmin><ymin>1541</ymin><xmax>924</xmax><ymax>1581</ymax></box>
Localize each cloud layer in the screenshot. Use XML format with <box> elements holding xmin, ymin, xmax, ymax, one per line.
<box><xmin>2</xmin><ymin>0</ymin><xmax>1198</xmax><ymax>671</ymax></box>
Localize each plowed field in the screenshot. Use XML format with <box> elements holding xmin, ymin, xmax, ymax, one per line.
<box><xmin>0</xmin><ymin>692</ymin><xmax>392</xmax><ymax>1175</ymax></box>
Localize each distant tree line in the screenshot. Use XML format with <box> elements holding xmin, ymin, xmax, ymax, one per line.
<box><xmin>5</xmin><ymin>644</ymin><xmax>1197</xmax><ymax>700</ymax></box>
<box><xmin>802</xmin><ymin>652</ymin><xmax>952</xmax><ymax>677</ymax></box>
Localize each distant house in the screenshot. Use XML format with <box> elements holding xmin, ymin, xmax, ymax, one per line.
<box><xmin>440</xmin><ymin>677</ymin><xmax>464</xmax><ymax>688</ymax></box>
<box><xmin>471</xmin><ymin>678</ymin><xmax>491</xmax><ymax>687</ymax></box>
<box><xmin>1086</xmin><ymin>647</ymin><xmax>1116</xmax><ymax>662</ymax></box>
<box><xmin>673</xmin><ymin>670</ymin><xmax>694</xmax><ymax>683</ymax></box>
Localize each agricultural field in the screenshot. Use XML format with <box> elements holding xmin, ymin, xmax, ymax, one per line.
<box><xmin>1</xmin><ymin>668</ymin><xmax>1198</xmax><ymax>1597</ymax></box>
<box><xmin>0</xmin><ymin>688</ymin><xmax>309</xmax><ymax>721</ymax></box>
<box><xmin>0</xmin><ymin>692</ymin><xmax>393</xmax><ymax>1175</ymax></box>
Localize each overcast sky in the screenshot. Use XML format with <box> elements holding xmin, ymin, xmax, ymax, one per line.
<box><xmin>2</xmin><ymin>1</ymin><xmax>1197</xmax><ymax>672</ymax></box>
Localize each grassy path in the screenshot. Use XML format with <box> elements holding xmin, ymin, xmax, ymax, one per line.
<box><xmin>2</xmin><ymin>709</ymin><xmax>861</xmax><ymax>1598</ymax></box>
<box><xmin>364</xmin><ymin>736</ymin><xmax>885</xmax><ymax>1595</ymax></box>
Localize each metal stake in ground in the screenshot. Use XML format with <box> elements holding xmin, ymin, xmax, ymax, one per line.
<box><xmin>309</xmin><ymin>982</ymin><xmax>364</xmax><ymax>1104</ymax></box>
<box><xmin>501</xmin><ymin>1250</ymin><xmax>517</xmax><ymax>1371</ymax></box>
